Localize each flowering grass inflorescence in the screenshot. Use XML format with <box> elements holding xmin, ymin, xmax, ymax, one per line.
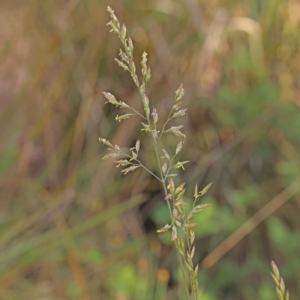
<box><xmin>100</xmin><ymin>6</ymin><xmax>212</xmax><ymax>299</ymax></box>
<box><xmin>100</xmin><ymin>6</ymin><xmax>291</xmax><ymax>300</ymax></box>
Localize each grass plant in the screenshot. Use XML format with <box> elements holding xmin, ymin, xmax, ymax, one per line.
<box><xmin>101</xmin><ymin>7</ymin><xmax>294</xmax><ymax>300</ymax></box>
<box><xmin>100</xmin><ymin>6</ymin><xmax>212</xmax><ymax>299</ymax></box>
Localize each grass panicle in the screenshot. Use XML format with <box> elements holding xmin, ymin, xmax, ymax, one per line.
<box><xmin>101</xmin><ymin>6</ymin><xmax>212</xmax><ymax>299</ymax></box>
<box><xmin>101</xmin><ymin>7</ymin><xmax>293</xmax><ymax>300</ymax></box>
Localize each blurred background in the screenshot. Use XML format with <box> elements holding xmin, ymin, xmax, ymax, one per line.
<box><xmin>1</xmin><ymin>0</ymin><xmax>300</xmax><ymax>299</ymax></box>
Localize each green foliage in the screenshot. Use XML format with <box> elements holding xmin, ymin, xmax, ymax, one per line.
<box><xmin>0</xmin><ymin>146</ymin><xmax>20</xmax><ymax>176</ymax></box>
<box><xmin>109</xmin><ymin>263</ymin><xmax>139</xmax><ymax>297</ymax></box>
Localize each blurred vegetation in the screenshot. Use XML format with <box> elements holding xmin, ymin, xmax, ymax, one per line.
<box><xmin>0</xmin><ymin>0</ymin><xmax>300</xmax><ymax>299</ymax></box>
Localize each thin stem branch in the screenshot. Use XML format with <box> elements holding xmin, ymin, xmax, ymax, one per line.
<box><xmin>127</xmin><ymin>106</ymin><xmax>147</xmax><ymax>120</ymax></box>
<box><xmin>136</xmin><ymin>159</ymin><xmax>162</xmax><ymax>182</ymax></box>
<box><xmin>118</xmin><ymin>151</ymin><xmax>162</xmax><ymax>182</ymax></box>
<box><xmin>157</xmin><ymin>106</ymin><xmax>175</xmax><ymax>142</ymax></box>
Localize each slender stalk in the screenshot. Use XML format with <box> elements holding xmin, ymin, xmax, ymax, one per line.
<box><xmin>118</xmin><ymin>151</ymin><xmax>162</xmax><ymax>182</ymax></box>
<box><xmin>127</xmin><ymin>106</ymin><xmax>147</xmax><ymax>120</ymax></box>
